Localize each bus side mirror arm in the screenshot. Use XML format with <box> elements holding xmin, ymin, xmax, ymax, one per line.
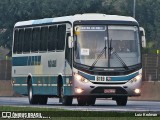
<box><xmin>68</xmin><ymin>36</ymin><xmax>74</xmax><ymax>48</ymax></box>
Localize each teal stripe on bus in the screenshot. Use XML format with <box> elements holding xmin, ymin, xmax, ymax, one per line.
<box><xmin>13</xmin><ymin>76</ymin><xmax>72</xmax><ymax>84</ymax></box>
<box><xmin>79</xmin><ymin>71</ymin><xmax>95</xmax><ymax>80</ymax></box>
<box><xmin>13</xmin><ymin>76</ymin><xmax>73</xmax><ymax>95</ymax></box>
<box><xmin>79</xmin><ymin>71</ymin><xmax>139</xmax><ymax>81</ymax></box>
<box><xmin>12</xmin><ymin>56</ymin><xmax>41</xmax><ymax>66</ymax></box>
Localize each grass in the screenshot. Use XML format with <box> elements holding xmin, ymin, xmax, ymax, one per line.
<box><xmin>0</xmin><ymin>106</ymin><xmax>159</xmax><ymax>120</ymax></box>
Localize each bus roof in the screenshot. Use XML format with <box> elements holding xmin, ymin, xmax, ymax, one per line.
<box><xmin>14</xmin><ymin>13</ymin><xmax>137</xmax><ymax>27</ymax></box>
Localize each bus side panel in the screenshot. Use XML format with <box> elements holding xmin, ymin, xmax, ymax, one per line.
<box><xmin>63</xmin><ymin>59</ymin><xmax>73</xmax><ymax>96</ymax></box>
<box><xmin>33</xmin><ymin>86</ymin><xmax>57</xmax><ymax>95</ymax></box>
<box><xmin>12</xmin><ymin>77</ymin><xmax>28</xmax><ymax>95</ymax></box>
<box><xmin>12</xmin><ymin>51</ymin><xmax>66</xmax><ymax>96</ymax></box>
<box><xmin>32</xmin><ymin>76</ymin><xmax>74</xmax><ymax>96</ymax></box>
<box><xmin>63</xmin><ymin>76</ymin><xmax>73</xmax><ymax>96</ymax></box>
<box><xmin>32</xmin><ymin>76</ymin><xmax>57</xmax><ymax>95</ymax></box>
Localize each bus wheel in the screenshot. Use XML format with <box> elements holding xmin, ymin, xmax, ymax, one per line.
<box><xmin>62</xmin><ymin>96</ymin><xmax>73</xmax><ymax>106</ymax></box>
<box><xmin>77</xmin><ymin>97</ymin><xmax>86</xmax><ymax>106</ymax></box>
<box><xmin>57</xmin><ymin>76</ymin><xmax>63</xmax><ymax>102</ymax></box>
<box><xmin>28</xmin><ymin>80</ymin><xmax>38</xmax><ymax>104</ymax></box>
<box><xmin>86</xmin><ymin>97</ymin><xmax>96</xmax><ymax>106</ymax></box>
<box><xmin>116</xmin><ymin>96</ymin><xmax>128</xmax><ymax>106</ymax></box>
<box><xmin>38</xmin><ymin>96</ymin><xmax>48</xmax><ymax>105</ymax></box>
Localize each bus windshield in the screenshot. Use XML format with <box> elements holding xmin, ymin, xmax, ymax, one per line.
<box><xmin>74</xmin><ymin>25</ymin><xmax>141</xmax><ymax>68</ymax></box>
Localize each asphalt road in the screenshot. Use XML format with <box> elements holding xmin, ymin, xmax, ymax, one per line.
<box><xmin>0</xmin><ymin>97</ymin><xmax>160</xmax><ymax>113</ymax></box>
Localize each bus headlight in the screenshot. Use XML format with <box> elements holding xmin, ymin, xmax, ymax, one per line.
<box><xmin>75</xmin><ymin>88</ymin><xmax>84</xmax><ymax>94</ymax></box>
<box><xmin>130</xmin><ymin>74</ymin><xmax>142</xmax><ymax>83</ymax></box>
<box><xmin>74</xmin><ymin>74</ymin><xmax>89</xmax><ymax>83</ymax></box>
<box><xmin>134</xmin><ymin>88</ymin><xmax>141</xmax><ymax>94</ymax></box>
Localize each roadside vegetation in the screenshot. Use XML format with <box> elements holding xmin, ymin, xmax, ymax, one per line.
<box><xmin>0</xmin><ymin>0</ymin><xmax>160</xmax><ymax>54</ymax></box>
<box><xmin>0</xmin><ymin>106</ymin><xmax>159</xmax><ymax>120</ymax></box>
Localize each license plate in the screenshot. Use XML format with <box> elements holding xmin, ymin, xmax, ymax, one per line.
<box><xmin>96</xmin><ymin>76</ymin><xmax>106</xmax><ymax>82</ymax></box>
<box><xmin>104</xmin><ymin>89</ymin><xmax>115</xmax><ymax>94</ymax></box>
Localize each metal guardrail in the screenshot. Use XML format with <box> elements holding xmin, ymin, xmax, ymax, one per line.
<box><xmin>0</xmin><ymin>60</ymin><xmax>11</xmax><ymax>80</ymax></box>
<box><xmin>142</xmin><ymin>54</ymin><xmax>160</xmax><ymax>81</ymax></box>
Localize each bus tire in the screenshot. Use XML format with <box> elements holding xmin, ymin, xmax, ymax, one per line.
<box><xmin>77</xmin><ymin>97</ymin><xmax>86</xmax><ymax>106</ymax></box>
<box><xmin>38</xmin><ymin>95</ymin><xmax>48</xmax><ymax>105</ymax></box>
<box><xmin>86</xmin><ymin>97</ymin><xmax>96</xmax><ymax>106</ymax></box>
<box><xmin>62</xmin><ymin>96</ymin><xmax>73</xmax><ymax>106</ymax></box>
<box><xmin>28</xmin><ymin>80</ymin><xmax>38</xmax><ymax>104</ymax></box>
<box><xmin>57</xmin><ymin>76</ymin><xmax>63</xmax><ymax>98</ymax></box>
<box><xmin>116</xmin><ymin>96</ymin><xmax>128</xmax><ymax>106</ymax></box>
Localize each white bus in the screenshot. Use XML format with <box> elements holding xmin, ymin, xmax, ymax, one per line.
<box><xmin>12</xmin><ymin>13</ymin><xmax>145</xmax><ymax>106</ymax></box>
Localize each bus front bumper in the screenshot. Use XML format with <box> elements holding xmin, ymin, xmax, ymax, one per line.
<box><xmin>73</xmin><ymin>75</ymin><xmax>142</xmax><ymax>97</ymax></box>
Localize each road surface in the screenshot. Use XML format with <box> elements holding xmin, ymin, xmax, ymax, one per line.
<box><xmin>0</xmin><ymin>97</ymin><xmax>160</xmax><ymax>113</ymax></box>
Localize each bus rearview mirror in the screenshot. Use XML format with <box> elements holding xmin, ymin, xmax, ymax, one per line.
<box><xmin>68</xmin><ymin>36</ymin><xmax>73</xmax><ymax>48</ymax></box>
<box><xmin>140</xmin><ymin>27</ymin><xmax>146</xmax><ymax>48</ymax></box>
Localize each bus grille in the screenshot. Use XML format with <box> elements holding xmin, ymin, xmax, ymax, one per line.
<box><xmin>91</xmin><ymin>81</ymin><xmax>127</xmax><ymax>85</ymax></box>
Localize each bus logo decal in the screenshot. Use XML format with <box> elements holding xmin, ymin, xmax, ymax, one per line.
<box><xmin>48</xmin><ymin>60</ymin><xmax>57</xmax><ymax>67</ymax></box>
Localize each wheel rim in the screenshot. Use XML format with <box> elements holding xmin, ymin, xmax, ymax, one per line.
<box><xmin>29</xmin><ymin>85</ymin><xmax>32</xmax><ymax>101</ymax></box>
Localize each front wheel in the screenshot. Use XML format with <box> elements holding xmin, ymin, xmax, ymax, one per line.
<box><xmin>86</xmin><ymin>97</ymin><xmax>96</xmax><ymax>106</ymax></box>
<box><xmin>116</xmin><ymin>96</ymin><xmax>128</xmax><ymax>106</ymax></box>
<box><xmin>62</xmin><ymin>96</ymin><xmax>73</xmax><ymax>106</ymax></box>
<box><xmin>77</xmin><ymin>97</ymin><xmax>86</xmax><ymax>106</ymax></box>
<box><xmin>77</xmin><ymin>96</ymin><xmax>96</xmax><ymax>106</ymax></box>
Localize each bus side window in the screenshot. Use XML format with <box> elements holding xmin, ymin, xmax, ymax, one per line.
<box><xmin>40</xmin><ymin>26</ymin><xmax>48</xmax><ymax>51</ymax></box>
<box><xmin>18</xmin><ymin>29</ymin><xmax>24</xmax><ymax>53</ymax></box>
<box><xmin>48</xmin><ymin>25</ymin><xmax>57</xmax><ymax>51</ymax></box>
<box><xmin>57</xmin><ymin>24</ymin><xmax>66</xmax><ymax>51</ymax></box>
<box><xmin>24</xmin><ymin>28</ymin><xmax>32</xmax><ymax>53</ymax></box>
<box><xmin>32</xmin><ymin>27</ymin><xmax>40</xmax><ymax>52</ymax></box>
<box><xmin>13</xmin><ymin>29</ymin><xmax>19</xmax><ymax>53</ymax></box>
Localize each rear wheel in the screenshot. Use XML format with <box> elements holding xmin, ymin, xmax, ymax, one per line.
<box><xmin>116</xmin><ymin>96</ymin><xmax>128</xmax><ymax>106</ymax></box>
<box><xmin>38</xmin><ymin>95</ymin><xmax>48</xmax><ymax>105</ymax></box>
<box><xmin>28</xmin><ymin>80</ymin><xmax>38</xmax><ymax>104</ymax></box>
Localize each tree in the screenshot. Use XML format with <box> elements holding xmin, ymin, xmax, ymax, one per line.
<box><xmin>0</xmin><ymin>0</ymin><xmax>160</xmax><ymax>52</ymax></box>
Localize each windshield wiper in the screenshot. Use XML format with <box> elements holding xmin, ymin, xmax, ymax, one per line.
<box><xmin>89</xmin><ymin>46</ymin><xmax>107</xmax><ymax>70</ymax></box>
<box><xmin>109</xmin><ymin>38</ymin><xmax>129</xmax><ymax>70</ymax></box>
<box><xmin>89</xmin><ymin>38</ymin><xmax>129</xmax><ymax>70</ymax></box>
<box><xmin>110</xmin><ymin>48</ymin><xmax>129</xmax><ymax>70</ymax></box>
<box><xmin>89</xmin><ymin>37</ymin><xmax>108</xmax><ymax>70</ymax></box>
